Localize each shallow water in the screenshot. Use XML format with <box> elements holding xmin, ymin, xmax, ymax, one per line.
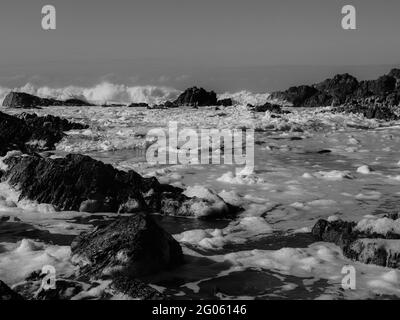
<box><xmin>1</xmin><ymin>106</ymin><xmax>400</xmax><ymax>299</ymax></box>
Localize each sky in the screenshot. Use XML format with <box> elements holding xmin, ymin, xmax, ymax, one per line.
<box><xmin>1</xmin><ymin>0</ymin><xmax>400</xmax><ymax>93</ymax></box>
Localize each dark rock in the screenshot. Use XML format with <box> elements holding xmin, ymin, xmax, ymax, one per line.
<box><xmin>217</xmin><ymin>98</ymin><xmax>234</xmax><ymax>107</ymax></box>
<box><xmin>0</xmin><ymin>280</ymin><xmax>24</xmax><ymax>300</ymax></box>
<box><xmin>3</xmin><ymin>92</ymin><xmax>50</xmax><ymax>109</ymax></box>
<box><xmin>269</xmin><ymin>69</ymin><xmax>400</xmax><ymax>113</ymax></box>
<box><xmin>332</xmin><ymin>102</ymin><xmax>400</xmax><ymax>121</ymax></box>
<box><xmin>270</xmin><ymin>85</ymin><xmax>319</xmax><ymax>107</ymax></box>
<box><xmin>101</xmin><ymin>103</ymin><xmax>126</xmax><ymax>107</ymax></box>
<box><xmin>109</xmin><ymin>274</ymin><xmax>164</xmax><ymax>300</ymax></box>
<box><xmin>388</xmin><ymin>68</ymin><xmax>400</xmax><ymax>81</ymax></box>
<box><xmin>1</xmin><ymin>153</ymin><xmax>239</xmax><ymax>218</ymax></box>
<box><xmin>2</xmin><ymin>92</ymin><xmax>93</xmax><ymax>109</ymax></box>
<box><xmin>311</xmin><ymin>219</ymin><xmax>357</xmax><ymax>249</ymax></box>
<box><xmin>174</xmin><ymin>87</ymin><xmax>217</xmax><ymax>107</ymax></box>
<box><xmin>1</xmin><ymin>153</ymin><xmax>168</xmax><ymax>213</ymax></box>
<box><xmin>345</xmin><ymin>239</ymin><xmax>400</xmax><ymax>269</ymax></box>
<box><xmin>128</xmin><ymin>102</ymin><xmax>150</xmax><ymax>108</ymax></box>
<box><xmin>71</xmin><ymin>214</ymin><xmax>183</xmax><ymax>278</ymax></box>
<box><xmin>0</xmin><ymin>111</ymin><xmax>88</xmax><ymax>156</ymax></box>
<box><xmin>312</xmin><ymin>218</ymin><xmax>400</xmax><ymax>268</ymax></box>
<box><xmin>315</xmin><ymin>73</ymin><xmax>359</xmax><ymax>105</ymax></box>
<box><xmin>164</xmin><ymin>101</ymin><xmax>178</xmax><ymax>108</ymax></box>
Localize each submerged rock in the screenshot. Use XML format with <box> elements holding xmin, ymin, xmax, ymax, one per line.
<box><xmin>312</xmin><ymin>217</ymin><xmax>400</xmax><ymax>268</ymax></box>
<box><xmin>0</xmin><ymin>280</ymin><xmax>24</xmax><ymax>300</ymax></box>
<box><xmin>0</xmin><ymin>111</ymin><xmax>88</xmax><ymax>156</ymax></box>
<box><xmin>127</xmin><ymin>102</ymin><xmax>150</xmax><ymax>108</ymax></box>
<box><xmin>2</xmin><ymin>92</ymin><xmax>94</xmax><ymax>109</ymax></box>
<box><xmin>174</xmin><ymin>87</ymin><xmax>217</xmax><ymax>107</ymax></box>
<box><xmin>71</xmin><ymin>214</ymin><xmax>183</xmax><ymax>278</ymax></box>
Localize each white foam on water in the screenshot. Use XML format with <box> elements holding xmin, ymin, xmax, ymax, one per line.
<box><xmin>0</xmin><ymin>239</ymin><xmax>73</xmax><ymax>285</ymax></box>
<box><xmin>174</xmin><ymin>216</ymin><xmax>273</xmax><ymax>250</ymax></box>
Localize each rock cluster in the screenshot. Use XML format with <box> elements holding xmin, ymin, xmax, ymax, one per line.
<box><xmin>312</xmin><ymin>215</ymin><xmax>400</xmax><ymax>268</ymax></box>
<box><xmin>270</xmin><ymin>69</ymin><xmax>400</xmax><ymax>112</ymax></box>
<box><xmin>1</xmin><ymin>153</ymin><xmax>240</xmax><ymax>218</ymax></box>
<box><xmin>173</xmin><ymin>87</ymin><xmax>217</xmax><ymax>107</ymax></box>
<box><xmin>0</xmin><ymin>111</ymin><xmax>88</xmax><ymax>156</ymax></box>
<box><xmin>2</xmin><ymin>92</ymin><xmax>94</xmax><ymax>109</ymax></box>
<box><xmin>71</xmin><ymin>214</ymin><xmax>183</xmax><ymax>278</ymax></box>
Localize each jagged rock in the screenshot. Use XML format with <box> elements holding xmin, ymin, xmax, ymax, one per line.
<box><xmin>3</xmin><ymin>92</ymin><xmax>48</xmax><ymax>109</ymax></box>
<box><xmin>0</xmin><ymin>111</ymin><xmax>88</xmax><ymax>156</ymax></box>
<box><xmin>312</xmin><ymin>218</ymin><xmax>400</xmax><ymax>268</ymax></box>
<box><xmin>311</xmin><ymin>219</ymin><xmax>357</xmax><ymax>249</ymax></box>
<box><xmin>2</xmin><ymin>92</ymin><xmax>93</xmax><ymax>109</ymax></box>
<box><xmin>0</xmin><ymin>280</ymin><xmax>24</xmax><ymax>300</ymax></box>
<box><xmin>1</xmin><ymin>153</ymin><xmax>172</xmax><ymax>213</ymax></box>
<box><xmin>217</xmin><ymin>98</ymin><xmax>234</xmax><ymax>107</ymax></box>
<box><xmin>345</xmin><ymin>239</ymin><xmax>400</xmax><ymax>268</ymax></box>
<box><xmin>270</xmin><ymin>69</ymin><xmax>400</xmax><ymax>113</ymax></box>
<box><xmin>332</xmin><ymin>101</ymin><xmax>400</xmax><ymax>121</ymax></box>
<box><xmin>71</xmin><ymin>214</ymin><xmax>183</xmax><ymax>278</ymax></box>
<box><xmin>270</xmin><ymin>85</ymin><xmax>319</xmax><ymax>107</ymax></box>
<box><xmin>109</xmin><ymin>274</ymin><xmax>164</xmax><ymax>300</ymax></box>
<box><xmin>174</xmin><ymin>87</ymin><xmax>217</xmax><ymax>107</ymax></box>
<box><xmin>128</xmin><ymin>102</ymin><xmax>150</xmax><ymax>108</ymax></box>
<box><xmin>1</xmin><ymin>153</ymin><xmax>240</xmax><ymax>218</ymax></box>
<box><xmin>315</xmin><ymin>73</ymin><xmax>359</xmax><ymax>105</ymax></box>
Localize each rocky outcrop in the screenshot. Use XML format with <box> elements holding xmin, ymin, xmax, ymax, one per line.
<box><xmin>0</xmin><ymin>280</ymin><xmax>24</xmax><ymax>300</ymax></box>
<box><xmin>270</xmin><ymin>70</ymin><xmax>400</xmax><ymax>114</ymax></box>
<box><xmin>2</xmin><ymin>92</ymin><xmax>94</xmax><ymax>109</ymax></box>
<box><xmin>174</xmin><ymin>87</ymin><xmax>217</xmax><ymax>107</ymax></box>
<box><xmin>332</xmin><ymin>99</ymin><xmax>400</xmax><ymax>121</ymax></box>
<box><xmin>270</xmin><ymin>85</ymin><xmax>319</xmax><ymax>107</ymax></box>
<box><xmin>312</xmin><ymin>216</ymin><xmax>400</xmax><ymax>268</ymax></box>
<box><xmin>0</xmin><ymin>111</ymin><xmax>88</xmax><ymax>156</ymax></box>
<box><xmin>1</xmin><ymin>153</ymin><xmax>240</xmax><ymax>218</ymax></box>
<box><xmin>1</xmin><ymin>153</ymin><xmax>175</xmax><ymax>213</ymax></box>
<box><xmin>71</xmin><ymin>214</ymin><xmax>183</xmax><ymax>278</ymax></box>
